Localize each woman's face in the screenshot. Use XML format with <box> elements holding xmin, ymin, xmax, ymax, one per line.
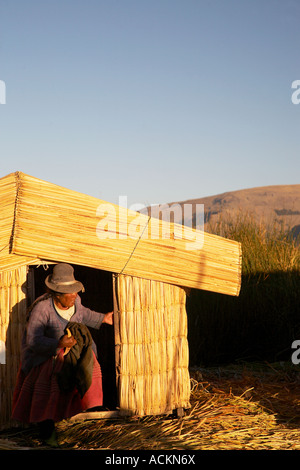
<box><xmin>54</xmin><ymin>292</ymin><xmax>78</xmax><ymax>309</ymax></box>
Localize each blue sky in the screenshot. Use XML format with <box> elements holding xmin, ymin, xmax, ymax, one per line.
<box><xmin>0</xmin><ymin>0</ymin><xmax>299</xmax><ymax>207</ymax></box>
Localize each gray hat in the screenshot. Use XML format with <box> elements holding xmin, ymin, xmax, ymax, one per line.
<box><xmin>45</xmin><ymin>263</ymin><xmax>84</xmax><ymax>293</ymax></box>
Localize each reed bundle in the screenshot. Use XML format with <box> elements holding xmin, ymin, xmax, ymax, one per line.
<box><xmin>2</xmin><ymin>171</ymin><xmax>241</xmax><ymax>296</ymax></box>
<box><xmin>115</xmin><ymin>274</ymin><xmax>191</xmax><ymax>416</ymax></box>
<box><xmin>2</xmin><ymin>362</ymin><xmax>300</xmax><ymax>450</ymax></box>
<box><xmin>0</xmin><ymin>266</ymin><xmax>27</xmax><ymax>430</ymax></box>
<box><xmin>0</xmin><ymin>173</ymin><xmax>39</xmax><ymax>271</ymax></box>
<box><xmin>55</xmin><ymin>362</ymin><xmax>300</xmax><ymax>450</ymax></box>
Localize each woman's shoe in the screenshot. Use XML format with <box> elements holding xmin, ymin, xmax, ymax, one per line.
<box><xmin>44</xmin><ymin>429</ymin><xmax>59</xmax><ymax>448</ymax></box>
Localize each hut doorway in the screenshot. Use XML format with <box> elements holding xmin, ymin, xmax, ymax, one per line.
<box><xmin>27</xmin><ymin>264</ymin><xmax>118</xmax><ymax>410</ymax></box>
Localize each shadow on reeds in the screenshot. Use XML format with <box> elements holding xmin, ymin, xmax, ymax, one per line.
<box><xmin>187</xmin><ymin>212</ymin><xmax>300</xmax><ymax>367</ymax></box>
<box><xmin>187</xmin><ymin>270</ymin><xmax>300</xmax><ymax>367</ymax></box>
<box><xmin>0</xmin><ymin>295</ymin><xmax>27</xmax><ymax>429</ymax></box>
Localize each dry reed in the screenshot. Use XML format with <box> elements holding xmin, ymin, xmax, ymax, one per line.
<box><xmin>0</xmin><ymin>172</ymin><xmax>39</xmax><ymax>271</ymax></box>
<box><xmin>56</xmin><ymin>363</ymin><xmax>300</xmax><ymax>450</ymax></box>
<box><xmin>0</xmin><ymin>266</ymin><xmax>28</xmax><ymax>430</ymax></box>
<box><xmin>115</xmin><ymin>274</ymin><xmax>191</xmax><ymax>416</ymax></box>
<box><xmin>2</xmin><ymin>362</ymin><xmax>300</xmax><ymax>450</ymax></box>
<box><xmin>3</xmin><ymin>171</ymin><xmax>241</xmax><ymax>295</ymax></box>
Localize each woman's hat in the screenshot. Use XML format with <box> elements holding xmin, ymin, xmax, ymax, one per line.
<box><xmin>45</xmin><ymin>263</ymin><xmax>84</xmax><ymax>293</ymax></box>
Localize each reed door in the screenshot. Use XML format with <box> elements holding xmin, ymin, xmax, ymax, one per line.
<box><xmin>114</xmin><ymin>274</ymin><xmax>191</xmax><ymax>416</ymax></box>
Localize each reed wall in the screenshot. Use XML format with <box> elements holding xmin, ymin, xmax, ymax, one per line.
<box><xmin>0</xmin><ymin>266</ymin><xmax>27</xmax><ymax>429</ymax></box>
<box><xmin>115</xmin><ymin>274</ymin><xmax>191</xmax><ymax>416</ymax></box>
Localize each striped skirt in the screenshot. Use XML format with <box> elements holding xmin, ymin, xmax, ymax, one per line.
<box><xmin>11</xmin><ymin>349</ymin><xmax>103</xmax><ymax>424</ymax></box>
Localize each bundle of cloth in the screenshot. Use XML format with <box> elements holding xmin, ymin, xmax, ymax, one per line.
<box><xmin>57</xmin><ymin>321</ymin><xmax>95</xmax><ymax>398</ymax></box>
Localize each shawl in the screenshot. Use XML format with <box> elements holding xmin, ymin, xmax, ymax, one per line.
<box><xmin>56</xmin><ymin>322</ymin><xmax>94</xmax><ymax>397</ymax></box>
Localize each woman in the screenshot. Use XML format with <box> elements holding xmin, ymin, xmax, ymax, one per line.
<box><xmin>12</xmin><ymin>263</ymin><xmax>113</xmax><ymax>447</ymax></box>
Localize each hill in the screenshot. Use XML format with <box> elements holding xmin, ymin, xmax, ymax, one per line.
<box><xmin>148</xmin><ymin>185</ymin><xmax>300</xmax><ymax>236</ymax></box>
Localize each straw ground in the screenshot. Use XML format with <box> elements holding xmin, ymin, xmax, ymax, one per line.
<box><xmin>2</xmin><ymin>361</ymin><xmax>300</xmax><ymax>450</ymax></box>
<box><xmin>56</xmin><ymin>362</ymin><xmax>300</xmax><ymax>450</ymax></box>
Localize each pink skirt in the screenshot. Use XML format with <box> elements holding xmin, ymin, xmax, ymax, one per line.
<box><xmin>12</xmin><ymin>349</ymin><xmax>103</xmax><ymax>424</ymax></box>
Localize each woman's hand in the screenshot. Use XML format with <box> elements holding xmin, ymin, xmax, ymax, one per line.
<box><xmin>58</xmin><ymin>334</ymin><xmax>77</xmax><ymax>349</ymax></box>
<box><xmin>102</xmin><ymin>311</ymin><xmax>114</xmax><ymax>325</ymax></box>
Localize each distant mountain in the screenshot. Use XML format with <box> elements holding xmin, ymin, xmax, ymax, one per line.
<box><xmin>146</xmin><ymin>185</ymin><xmax>300</xmax><ymax>237</ymax></box>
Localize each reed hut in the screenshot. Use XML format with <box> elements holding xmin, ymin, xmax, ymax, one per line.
<box><xmin>0</xmin><ymin>172</ymin><xmax>241</xmax><ymax>429</ymax></box>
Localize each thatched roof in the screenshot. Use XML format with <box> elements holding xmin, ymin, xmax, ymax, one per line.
<box><xmin>0</xmin><ymin>171</ymin><xmax>241</xmax><ymax>295</ymax></box>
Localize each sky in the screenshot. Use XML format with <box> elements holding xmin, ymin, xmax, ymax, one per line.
<box><xmin>0</xmin><ymin>0</ymin><xmax>299</xmax><ymax>208</ymax></box>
